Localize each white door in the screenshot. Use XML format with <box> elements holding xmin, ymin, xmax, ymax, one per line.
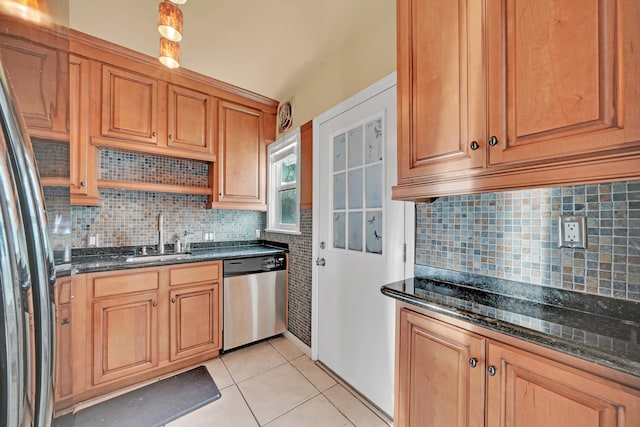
<box><xmin>312</xmin><ymin>73</ymin><xmax>412</xmax><ymax>416</ymax></box>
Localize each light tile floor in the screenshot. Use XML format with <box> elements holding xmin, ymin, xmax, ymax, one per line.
<box><xmin>166</xmin><ymin>336</ymin><xmax>391</xmax><ymax>427</ymax></box>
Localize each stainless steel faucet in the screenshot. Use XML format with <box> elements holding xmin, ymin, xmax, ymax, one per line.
<box><xmin>158</xmin><ymin>214</ymin><xmax>165</xmax><ymax>254</ymax></box>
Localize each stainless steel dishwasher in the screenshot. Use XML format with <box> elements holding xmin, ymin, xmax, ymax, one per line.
<box><xmin>223</xmin><ymin>254</ymin><xmax>287</xmax><ymax>351</ymax></box>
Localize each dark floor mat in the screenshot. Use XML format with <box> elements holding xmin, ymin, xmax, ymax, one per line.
<box><xmin>53</xmin><ymin>366</ymin><xmax>221</xmax><ymax>427</ymax></box>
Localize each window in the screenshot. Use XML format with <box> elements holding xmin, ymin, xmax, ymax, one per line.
<box><xmin>267</xmin><ymin>128</ymin><xmax>300</xmax><ymax>234</ymax></box>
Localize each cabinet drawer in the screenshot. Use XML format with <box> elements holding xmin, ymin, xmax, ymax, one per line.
<box><xmin>92</xmin><ymin>270</ymin><xmax>159</xmax><ymax>298</ymax></box>
<box><xmin>169</xmin><ymin>262</ymin><xmax>220</xmax><ymax>287</ymax></box>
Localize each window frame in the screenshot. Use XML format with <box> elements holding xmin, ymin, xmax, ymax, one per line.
<box><xmin>266</xmin><ymin>127</ymin><xmax>301</xmax><ymax>234</ymax></box>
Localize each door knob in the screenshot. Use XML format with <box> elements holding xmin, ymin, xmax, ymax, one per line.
<box><xmin>316</xmin><ymin>258</ymin><xmax>326</xmax><ymax>266</ymax></box>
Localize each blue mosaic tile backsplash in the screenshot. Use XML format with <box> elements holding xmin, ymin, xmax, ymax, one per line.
<box><xmin>71</xmin><ymin>149</ymin><xmax>265</xmax><ymax>248</ymax></box>
<box><xmin>264</xmin><ymin>209</ymin><xmax>313</xmax><ymax>346</ymax></box>
<box><xmin>71</xmin><ymin>189</ymin><xmax>265</xmax><ymax>247</ymax></box>
<box><xmin>415</xmin><ymin>180</ymin><xmax>640</xmax><ymax>302</ymax></box>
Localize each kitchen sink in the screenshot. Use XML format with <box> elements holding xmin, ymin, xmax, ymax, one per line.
<box><xmin>125</xmin><ymin>253</ymin><xmax>191</xmax><ymax>263</ymax></box>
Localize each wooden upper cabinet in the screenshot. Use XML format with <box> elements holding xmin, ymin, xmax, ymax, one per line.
<box><xmin>95</xmin><ymin>64</ymin><xmax>219</xmax><ymax>161</ymax></box>
<box><xmin>167</xmin><ymin>84</ymin><xmax>215</xmax><ymax>155</ymax></box>
<box><xmin>100</xmin><ymin>64</ymin><xmax>158</xmax><ymax>146</ymax></box>
<box><xmin>211</xmin><ymin>100</ymin><xmax>267</xmax><ymax>210</ymax></box>
<box><xmin>397</xmin><ymin>0</ymin><xmax>485</xmax><ymax>183</ymax></box>
<box><xmin>397</xmin><ymin>309</ymin><xmax>485</xmax><ymax>427</ymax></box>
<box><xmin>486</xmin><ymin>0</ymin><xmax>639</xmax><ymax>166</ymax></box>
<box><xmin>486</xmin><ymin>341</ymin><xmax>640</xmax><ymax>427</ymax></box>
<box><xmin>0</xmin><ymin>35</ymin><xmax>69</xmax><ymax>140</ymax></box>
<box><xmin>69</xmin><ymin>54</ymin><xmax>100</xmax><ymax>206</ymax></box>
<box><xmin>394</xmin><ymin>0</ymin><xmax>640</xmax><ymax>199</ymax></box>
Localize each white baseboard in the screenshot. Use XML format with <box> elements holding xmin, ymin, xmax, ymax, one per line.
<box><xmin>284</xmin><ymin>331</ymin><xmax>311</xmax><ymax>357</ymax></box>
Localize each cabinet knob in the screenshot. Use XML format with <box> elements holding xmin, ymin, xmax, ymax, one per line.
<box><xmin>61</xmin><ymin>318</ymin><xmax>70</xmax><ymax>325</ymax></box>
<box><xmin>488</xmin><ymin>136</ymin><xmax>499</xmax><ymax>146</ymax></box>
<box><xmin>80</xmin><ymin>181</ymin><xmax>86</xmax><ymax>187</ymax></box>
<box><xmin>171</xmin><ymin>298</ymin><xmax>176</xmax><ymax>304</ymax></box>
<box><xmin>169</xmin><ymin>134</ymin><xmax>174</xmax><ymax>141</ymax></box>
<box><xmin>152</xmin><ymin>301</ymin><xmax>157</xmax><ymax>308</ymax></box>
<box><xmin>152</xmin><ymin>131</ymin><xmax>157</xmax><ymax>137</ymax></box>
<box><xmin>488</xmin><ymin>365</ymin><xmax>497</xmax><ymax>376</ymax></box>
<box><xmin>470</xmin><ymin>141</ymin><xmax>480</xmax><ymax>151</ymax></box>
<box><xmin>469</xmin><ymin>358</ymin><xmax>478</xmax><ymax>368</ymax></box>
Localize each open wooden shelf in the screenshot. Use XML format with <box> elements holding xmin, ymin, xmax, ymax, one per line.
<box><xmin>97</xmin><ymin>180</ymin><xmax>212</xmax><ymax>196</ymax></box>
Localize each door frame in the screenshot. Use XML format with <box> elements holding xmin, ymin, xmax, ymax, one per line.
<box><xmin>311</xmin><ymin>72</ymin><xmax>415</xmax><ymax>359</ymax></box>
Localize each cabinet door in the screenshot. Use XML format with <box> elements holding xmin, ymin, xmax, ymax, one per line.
<box><xmin>397</xmin><ymin>309</ymin><xmax>485</xmax><ymax>427</ymax></box>
<box><xmin>0</xmin><ymin>35</ymin><xmax>68</xmax><ymax>139</ymax></box>
<box><xmin>100</xmin><ymin>64</ymin><xmax>158</xmax><ymax>145</ymax></box>
<box><xmin>92</xmin><ymin>292</ymin><xmax>158</xmax><ymax>385</ymax></box>
<box><xmin>397</xmin><ymin>0</ymin><xmax>485</xmax><ymax>182</ymax></box>
<box><xmin>213</xmin><ymin>100</ymin><xmax>266</xmax><ymax>209</ymax></box>
<box><xmin>169</xmin><ymin>283</ymin><xmax>220</xmax><ymax>361</ymax></box>
<box><xmin>167</xmin><ymin>84</ymin><xmax>214</xmax><ymax>155</ymax></box>
<box><xmin>486</xmin><ymin>0</ymin><xmax>640</xmax><ymax>166</ymax></box>
<box><xmin>54</xmin><ymin>278</ymin><xmax>73</xmax><ymax>402</ymax></box>
<box><xmin>486</xmin><ymin>341</ymin><xmax>640</xmax><ymax>427</ymax></box>
<box><xmin>69</xmin><ymin>54</ymin><xmax>100</xmax><ymax>206</ymax></box>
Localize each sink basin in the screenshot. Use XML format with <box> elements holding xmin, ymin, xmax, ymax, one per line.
<box><xmin>125</xmin><ymin>253</ymin><xmax>191</xmax><ymax>263</ymax></box>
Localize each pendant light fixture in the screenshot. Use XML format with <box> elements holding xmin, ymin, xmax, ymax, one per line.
<box><xmin>0</xmin><ymin>0</ymin><xmax>51</xmax><ymax>24</ymax></box>
<box><xmin>159</xmin><ymin>37</ymin><xmax>180</xmax><ymax>69</ymax></box>
<box><xmin>158</xmin><ymin>0</ymin><xmax>186</xmax><ymax>69</ymax></box>
<box><xmin>158</xmin><ymin>1</ymin><xmax>183</xmax><ymax>42</ymax></box>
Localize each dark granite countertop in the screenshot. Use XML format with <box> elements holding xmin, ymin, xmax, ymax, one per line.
<box><xmin>65</xmin><ymin>240</ymin><xmax>288</xmax><ymax>274</ymax></box>
<box><xmin>381</xmin><ymin>266</ymin><xmax>640</xmax><ymax>379</ymax></box>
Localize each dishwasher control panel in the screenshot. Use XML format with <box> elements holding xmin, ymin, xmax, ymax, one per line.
<box><xmin>223</xmin><ymin>254</ymin><xmax>287</xmax><ymax>277</ymax></box>
<box><xmin>261</xmin><ymin>255</ymin><xmax>286</xmax><ymax>271</ymax></box>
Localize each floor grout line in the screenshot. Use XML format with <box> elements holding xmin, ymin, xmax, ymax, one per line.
<box><xmin>315</xmin><ymin>361</ymin><xmax>393</xmax><ymax>426</ymax></box>
<box><xmin>204</xmin><ymin>337</ymin><xmax>391</xmax><ymax>426</ymax></box>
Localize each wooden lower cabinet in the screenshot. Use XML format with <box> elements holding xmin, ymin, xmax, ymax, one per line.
<box><xmin>169</xmin><ymin>284</ymin><xmax>220</xmax><ymax>361</ymax></box>
<box><xmin>92</xmin><ymin>292</ymin><xmax>159</xmax><ymax>385</ymax></box>
<box><xmin>486</xmin><ymin>342</ymin><xmax>640</xmax><ymax>427</ymax></box>
<box><xmin>397</xmin><ymin>308</ymin><xmax>485</xmax><ymax>427</ymax></box>
<box><xmin>168</xmin><ymin>259</ymin><xmax>222</xmax><ymax>362</ymax></box>
<box><xmin>54</xmin><ymin>261</ymin><xmax>223</xmax><ymax>413</ymax></box>
<box><xmin>396</xmin><ymin>306</ymin><xmax>640</xmax><ymax>427</ymax></box>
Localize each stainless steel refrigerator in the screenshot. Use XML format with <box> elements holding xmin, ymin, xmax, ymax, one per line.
<box><xmin>0</xmin><ymin>57</ymin><xmax>56</xmax><ymax>425</ymax></box>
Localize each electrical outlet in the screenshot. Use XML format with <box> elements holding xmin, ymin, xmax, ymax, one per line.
<box><xmin>255</xmin><ymin>229</ymin><xmax>261</xmax><ymax>239</ymax></box>
<box><xmin>558</xmin><ymin>215</ymin><xmax>587</xmax><ymax>249</ymax></box>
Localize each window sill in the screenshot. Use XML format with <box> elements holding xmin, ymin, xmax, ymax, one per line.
<box><xmin>265</xmin><ymin>228</ymin><xmax>302</xmax><ymax>236</ymax></box>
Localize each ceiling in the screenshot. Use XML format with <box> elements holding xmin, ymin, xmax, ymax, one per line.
<box><xmin>69</xmin><ymin>0</ymin><xmax>392</xmax><ymax>101</ymax></box>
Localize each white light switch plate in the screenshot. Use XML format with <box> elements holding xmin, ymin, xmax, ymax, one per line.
<box><xmin>558</xmin><ymin>215</ymin><xmax>587</xmax><ymax>249</ymax></box>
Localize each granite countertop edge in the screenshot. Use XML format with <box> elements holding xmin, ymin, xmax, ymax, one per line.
<box><xmin>56</xmin><ymin>240</ymin><xmax>288</xmax><ymax>276</ymax></box>
<box><xmin>381</xmin><ymin>274</ymin><xmax>640</xmax><ymax>380</ymax></box>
